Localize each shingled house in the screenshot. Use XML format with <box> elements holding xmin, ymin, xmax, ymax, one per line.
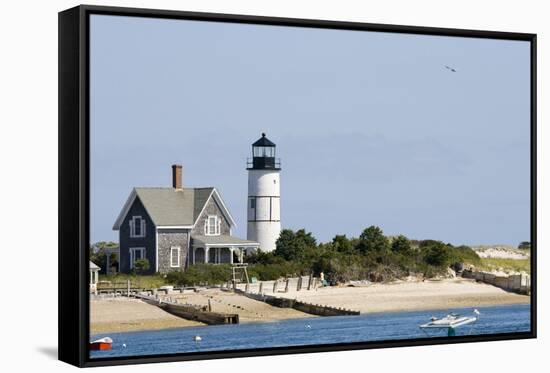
<box><xmin>113</xmin><ymin>165</ymin><xmax>259</xmax><ymax>274</ymax></box>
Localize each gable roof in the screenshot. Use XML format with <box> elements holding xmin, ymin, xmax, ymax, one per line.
<box><xmin>112</xmin><ymin>187</ymin><xmax>236</xmax><ymax>230</ymax></box>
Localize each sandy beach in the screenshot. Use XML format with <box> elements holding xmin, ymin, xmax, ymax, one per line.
<box><xmin>90</xmin><ymin>298</ymin><xmax>203</xmax><ymax>334</ymax></box>
<box><xmin>278</xmin><ymin>277</ymin><xmax>529</xmax><ymax>313</ymax></box>
<box><xmin>90</xmin><ymin>278</ymin><xmax>529</xmax><ymax>334</ymax></box>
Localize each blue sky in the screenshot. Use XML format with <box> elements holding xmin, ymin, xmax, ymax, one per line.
<box><xmin>90</xmin><ymin>15</ymin><xmax>530</xmax><ymax>246</ymax></box>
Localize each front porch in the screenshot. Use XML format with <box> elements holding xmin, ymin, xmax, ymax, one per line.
<box><xmin>190</xmin><ymin>235</ymin><xmax>259</xmax><ymax>265</ymax></box>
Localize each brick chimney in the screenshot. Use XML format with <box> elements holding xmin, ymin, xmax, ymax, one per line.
<box><xmin>172</xmin><ymin>164</ymin><xmax>183</xmax><ymax>190</ymax></box>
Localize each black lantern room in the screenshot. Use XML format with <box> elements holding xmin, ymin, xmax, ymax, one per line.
<box><xmin>247</xmin><ymin>133</ymin><xmax>281</xmax><ymax>170</ymax></box>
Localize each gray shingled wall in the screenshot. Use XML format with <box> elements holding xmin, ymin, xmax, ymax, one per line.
<box><xmin>157</xmin><ymin>229</ymin><xmax>189</xmax><ymax>273</ymax></box>
<box><xmin>191</xmin><ymin>197</ymin><xmax>231</xmax><ymax>236</ymax></box>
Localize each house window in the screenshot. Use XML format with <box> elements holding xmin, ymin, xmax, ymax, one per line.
<box><xmin>129</xmin><ymin>247</ymin><xmax>146</xmax><ymax>269</ymax></box>
<box><xmin>130</xmin><ymin>216</ymin><xmax>146</xmax><ymax>238</ymax></box>
<box><xmin>205</xmin><ymin>215</ymin><xmax>221</xmax><ymax>236</ymax></box>
<box><xmin>170</xmin><ymin>246</ymin><xmax>181</xmax><ymax>267</ymax></box>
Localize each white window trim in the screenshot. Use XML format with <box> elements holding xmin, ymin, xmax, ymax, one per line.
<box><xmin>129</xmin><ymin>215</ymin><xmax>146</xmax><ymax>238</ymax></box>
<box><xmin>170</xmin><ymin>246</ymin><xmax>181</xmax><ymax>268</ymax></box>
<box><xmin>129</xmin><ymin>247</ymin><xmax>146</xmax><ymax>269</ymax></box>
<box><xmin>204</xmin><ymin>215</ymin><xmax>221</xmax><ymax>236</ymax></box>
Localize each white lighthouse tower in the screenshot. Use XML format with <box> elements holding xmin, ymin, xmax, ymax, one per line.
<box><xmin>246</xmin><ymin>133</ymin><xmax>281</xmax><ymax>252</ymax></box>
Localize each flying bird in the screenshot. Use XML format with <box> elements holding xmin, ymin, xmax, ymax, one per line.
<box><xmin>445</xmin><ymin>65</ymin><xmax>457</xmax><ymax>72</ymax></box>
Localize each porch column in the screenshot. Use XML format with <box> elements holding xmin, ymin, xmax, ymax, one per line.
<box><xmin>205</xmin><ymin>247</ymin><xmax>209</xmax><ymax>263</ymax></box>
<box><xmin>230</xmin><ymin>248</ymin><xmax>234</xmax><ymax>264</ymax></box>
<box><xmin>193</xmin><ymin>247</ymin><xmax>196</xmax><ymax>265</ymax></box>
<box><xmin>106</xmin><ymin>254</ymin><xmax>111</xmax><ymax>275</ymax></box>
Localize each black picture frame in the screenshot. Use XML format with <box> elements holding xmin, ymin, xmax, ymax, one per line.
<box><xmin>58</xmin><ymin>4</ymin><xmax>537</xmax><ymax>368</ymax></box>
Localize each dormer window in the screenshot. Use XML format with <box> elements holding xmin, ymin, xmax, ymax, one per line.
<box><xmin>205</xmin><ymin>215</ymin><xmax>221</xmax><ymax>236</ymax></box>
<box><xmin>130</xmin><ymin>216</ymin><xmax>146</xmax><ymax>238</ymax></box>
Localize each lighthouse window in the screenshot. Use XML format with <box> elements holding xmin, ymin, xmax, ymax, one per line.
<box><xmin>253</xmin><ymin>146</ymin><xmax>275</xmax><ymax>157</ymax></box>
<box><xmin>205</xmin><ymin>215</ymin><xmax>221</xmax><ymax>236</ymax></box>
<box><xmin>250</xmin><ymin>199</ymin><xmax>256</xmax><ymax>209</ymax></box>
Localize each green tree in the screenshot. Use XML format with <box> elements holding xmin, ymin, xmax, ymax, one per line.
<box><xmin>89</xmin><ymin>241</ymin><xmax>118</xmax><ymax>273</ymax></box>
<box><xmin>423</xmin><ymin>243</ymin><xmax>451</xmax><ymax>267</ymax></box>
<box><xmin>332</xmin><ymin>234</ymin><xmax>354</xmax><ymax>254</ymax></box>
<box><xmin>418</xmin><ymin>239</ymin><xmax>442</xmax><ymax>249</ymax></box>
<box><xmin>357</xmin><ymin>226</ymin><xmax>390</xmax><ymax>255</ymax></box>
<box><xmin>274</xmin><ymin>229</ymin><xmax>317</xmax><ymax>262</ymax></box>
<box><xmin>134</xmin><ymin>258</ymin><xmax>150</xmax><ymax>275</ymax></box>
<box><xmin>391</xmin><ymin>235</ymin><xmax>412</xmax><ymax>255</ymax></box>
<box><xmin>518</xmin><ymin>241</ymin><xmax>531</xmax><ymax>250</ymax></box>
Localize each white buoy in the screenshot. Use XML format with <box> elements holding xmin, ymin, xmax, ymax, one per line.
<box><xmin>122</xmin><ymin>343</ymin><xmax>127</xmax><ymax>348</ymax></box>
<box><xmin>306</xmin><ymin>324</ymin><xmax>311</xmax><ymax>329</ymax></box>
<box><xmin>194</xmin><ymin>335</ymin><xmax>202</xmax><ymax>342</ymax></box>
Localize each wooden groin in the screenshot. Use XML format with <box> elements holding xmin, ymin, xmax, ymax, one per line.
<box><xmin>238</xmin><ymin>290</ymin><xmax>360</xmax><ymax>317</ymax></box>
<box><xmin>136</xmin><ymin>294</ymin><xmax>239</xmax><ymax>325</ymax></box>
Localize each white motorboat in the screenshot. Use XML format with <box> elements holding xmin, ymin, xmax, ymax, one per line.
<box><xmin>420</xmin><ymin>309</ymin><xmax>480</xmax><ymax>336</ymax></box>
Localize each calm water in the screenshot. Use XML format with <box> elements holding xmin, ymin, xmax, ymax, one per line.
<box><xmin>90</xmin><ymin>303</ymin><xmax>530</xmax><ymax>359</ymax></box>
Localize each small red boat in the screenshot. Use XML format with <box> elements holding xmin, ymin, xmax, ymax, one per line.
<box><xmin>89</xmin><ymin>337</ymin><xmax>113</xmax><ymax>351</ymax></box>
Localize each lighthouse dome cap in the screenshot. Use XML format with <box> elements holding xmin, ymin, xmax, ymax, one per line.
<box><xmin>252</xmin><ymin>133</ymin><xmax>276</xmax><ymax>147</ymax></box>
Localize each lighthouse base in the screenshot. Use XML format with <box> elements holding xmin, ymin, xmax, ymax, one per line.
<box><xmin>247</xmin><ymin>221</ymin><xmax>281</xmax><ymax>253</ymax></box>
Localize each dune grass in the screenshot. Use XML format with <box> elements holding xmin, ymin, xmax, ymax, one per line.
<box><xmin>98</xmin><ymin>273</ymin><xmax>167</xmax><ymax>289</ymax></box>
<box><xmin>478</xmin><ymin>258</ymin><xmax>531</xmax><ymax>274</ymax></box>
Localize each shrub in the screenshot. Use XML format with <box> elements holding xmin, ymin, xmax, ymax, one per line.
<box><xmin>248</xmin><ymin>262</ymin><xmax>302</xmax><ymax>281</ymax></box>
<box><xmin>134</xmin><ymin>259</ymin><xmax>150</xmax><ymax>274</ymax></box>
<box><xmin>391</xmin><ymin>235</ymin><xmax>413</xmax><ymax>256</ymax></box>
<box><xmin>165</xmin><ymin>264</ymin><xmax>232</xmax><ymax>286</ymax></box>
<box><xmin>518</xmin><ymin>241</ymin><xmax>531</xmax><ymax>250</ymax></box>
<box><xmin>448</xmin><ymin>245</ymin><xmax>481</xmax><ymax>266</ymax></box>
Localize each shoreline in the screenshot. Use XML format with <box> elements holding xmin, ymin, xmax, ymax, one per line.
<box><xmin>91</xmin><ymin>278</ymin><xmax>529</xmax><ymax>334</ymax></box>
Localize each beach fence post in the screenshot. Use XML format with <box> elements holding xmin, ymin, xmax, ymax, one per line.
<box><xmin>307</xmin><ymin>275</ymin><xmax>313</xmax><ymax>290</ymax></box>
<box><xmin>245</xmin><ymin>283</ymin><xmax>249</xmax><ymax>293</ymax></box>
<box><xmin>208</xmin><ymin>298</ymin><xmax>212</xmax><ymax>312</ymax></box>
<box><xmin>259</xmin><ymin>282</ymin><xmax>263</xmax><ymax>294</ymax></box>
<box><xmin>127</xmin><ymin>280</ymin><xmax>130</xmax><ymax>298</ymax></box>
<box><xmin>297</xmin><ymin>277</ymin><xmax>302</xmax><ymax>291</ymax></box>
<box><xmin>285</xmin><ymin>279</ymin><xmax>290</xmax><ymax>292</ymax></box>
<box><xmin>273</xmin><ymin>281</ymin><xmax>278</xmax><ymax>293</ymax></box>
